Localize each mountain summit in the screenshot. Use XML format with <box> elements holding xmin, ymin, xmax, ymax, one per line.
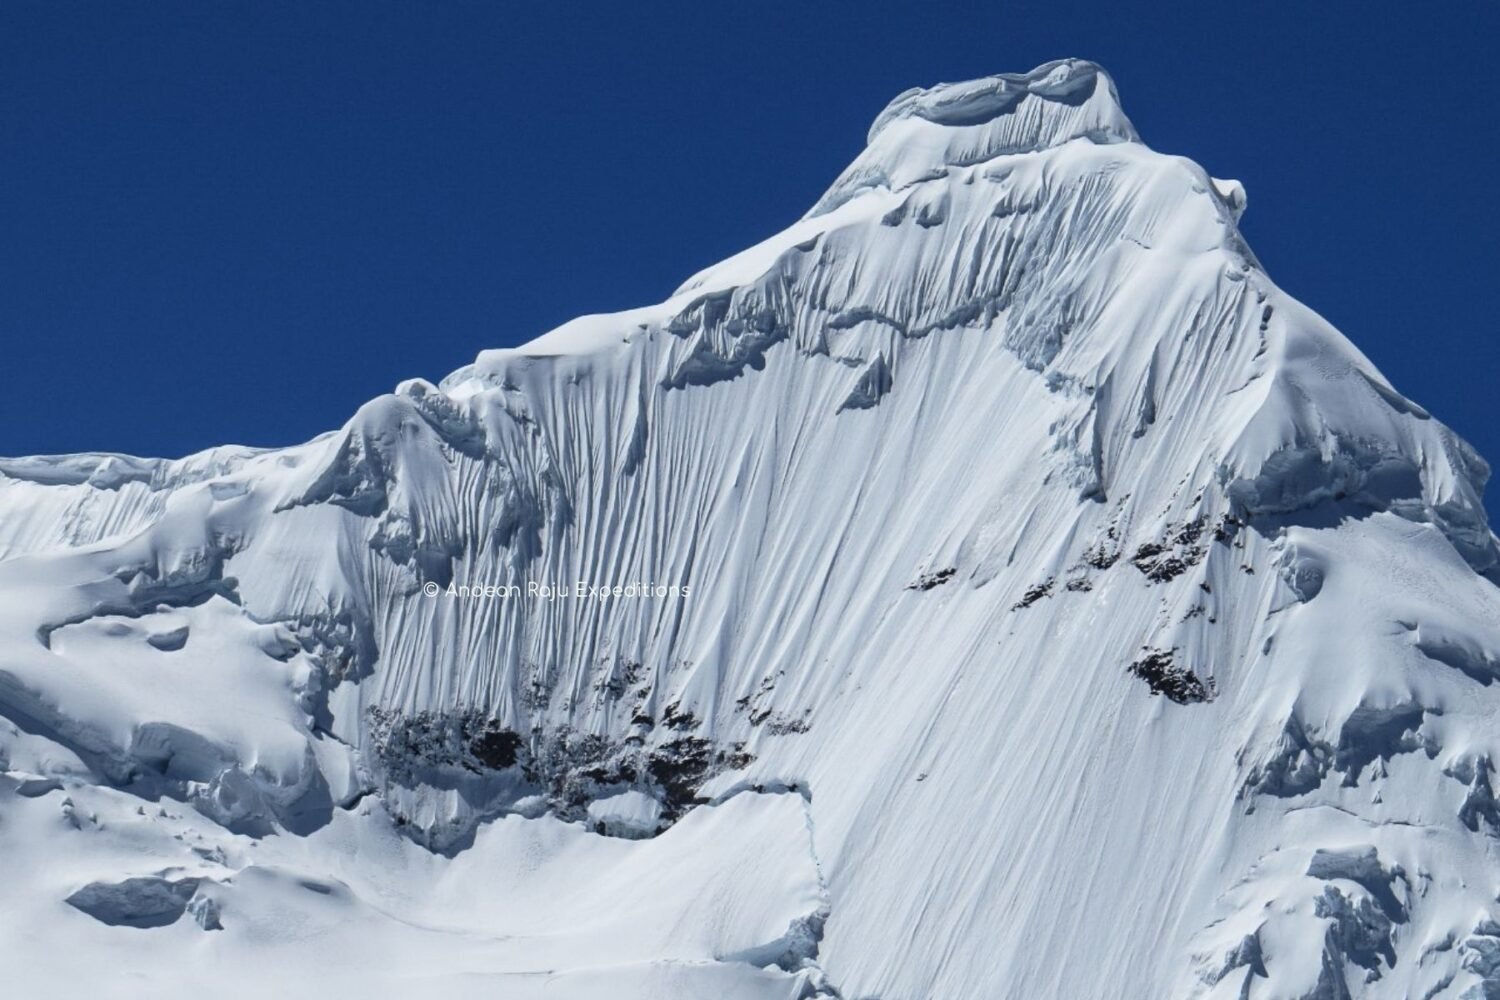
<box><xmin>2</xmin><ymin>62</ymin><xmax>1498</xmax><ymax>999</ymax></box>
<box><xmin>812</xmin><ymin>58</ymin><xmax>1139</xmax><ymax>216</ymax></box>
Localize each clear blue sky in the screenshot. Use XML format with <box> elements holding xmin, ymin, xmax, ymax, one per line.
<box><xmin>3</xmin><ymin>3</ymin><xmax>1496</xmax><ymax>509</ymax></box>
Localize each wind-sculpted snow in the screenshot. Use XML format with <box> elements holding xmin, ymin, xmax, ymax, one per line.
<box><xmin>3</xmin><ymin>59</ymin><xmax>1500</xmax><ymax>998</ymax></box>
<box><xmin>809</xmin><ymin>58</ymin><xmax>1139</xmax><ymax>217</ymax></box>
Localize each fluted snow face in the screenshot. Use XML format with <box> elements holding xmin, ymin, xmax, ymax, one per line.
<box><xmin>2</xmin><ymin>61</ymin><xmax>1499</xmax><ymax>999</ymax></box>
<box><xmin>809</xmin><ymin>58</ymin><xmax>1139</xmax><ymax>217</ymax></box>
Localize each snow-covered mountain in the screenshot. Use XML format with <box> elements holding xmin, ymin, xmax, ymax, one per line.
<box><xmin>3</xmin><ymin>59</ymin><xmax>1499</xmax><ymax>999</ymax></box>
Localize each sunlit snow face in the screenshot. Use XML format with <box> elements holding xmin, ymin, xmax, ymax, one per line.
<box><xmin>1</xmin><ymin>56</ymin><xmax>1498</xmax><ymax>1000</ymax></box>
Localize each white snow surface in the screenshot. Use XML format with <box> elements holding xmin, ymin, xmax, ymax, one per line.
<box><xmin>3</xmin><ymin>59</ymin><xmax>1500</xmax><ymax>998</ymax></box>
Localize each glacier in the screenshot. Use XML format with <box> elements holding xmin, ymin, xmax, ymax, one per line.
<box><xmin>3</xmin><ymin>58</ymin><xmax>1500</xmax><ymax>998</ymax></box>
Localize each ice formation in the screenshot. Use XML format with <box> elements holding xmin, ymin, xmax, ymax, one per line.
<box><xmin>2</xmin><ymin>59</ymin><xmax>1498</xmax><ymax>998</ymax></box>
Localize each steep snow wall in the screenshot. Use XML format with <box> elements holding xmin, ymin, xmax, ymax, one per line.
<box><xmin>2</xmin><ymin>59</ymin><xmax>1499</xmax><ymax>999</ymax></box>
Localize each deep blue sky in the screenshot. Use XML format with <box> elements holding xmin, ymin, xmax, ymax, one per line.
<box><xmin>3</xmin><ymin>2</ymin><xmax>1497</xmax><ymax>506</ymax></box>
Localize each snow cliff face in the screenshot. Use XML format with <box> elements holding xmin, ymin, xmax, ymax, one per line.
<box><xmin>3</xmin><ymin>59</ymin><xmax>1500</xmax><ymax>999</ymax></box>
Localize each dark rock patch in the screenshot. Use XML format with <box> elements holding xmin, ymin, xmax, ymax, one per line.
<box><xmin>1012</xmin><ymin>578</ymin><xmax>1054</xmax><ymax>610</ymax></box>
<box><xmin>470</xmin><ymin>728</ymin><xmax>522</xmax><ymax>770</ymax></box>
<box><xmin>367</xmin><ymin>707</ymin><xmax>756</xmax><ymax>842</ymax></box>
<box><xmin>367</xmin><ymin>707</ymin><xmax>528</xmax><ymax>781</ymax></box>
<box><xmin>907</xmin><ymin>567</ymin><xmax>956</xmax><ymax>591</ymax></box>
<box><xmin>1127</xmin><ymin>647</ymin><xmax>1213</xmax><ymax>704</ymax></box>
<box><xmin>660</xmin><ymin>702</ymin><xmax>699</xmax><ymax>731</ymax></box>
<box><xmin>1129</xmin><ymin>516</ymin><xmax>1209</xmax><ymax>584</ymax></box>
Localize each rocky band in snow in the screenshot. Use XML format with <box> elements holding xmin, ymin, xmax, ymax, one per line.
<box><xmin>1</xmin><ymin>59</ymin><xmax>1497</xmax><ymax>999</ymax></box>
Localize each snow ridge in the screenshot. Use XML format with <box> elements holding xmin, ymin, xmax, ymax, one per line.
<box><xmin>2</xmin><ymin>60</ymin><xmax>1499</xmax><ymax>1000</ymax></box>
<box><xmin>812</xmin><ymin>58</ymin><xmax>1138</xmax><ymax>217</ymax></box>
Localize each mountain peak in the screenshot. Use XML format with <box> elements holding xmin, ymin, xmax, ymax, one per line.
<box><xmin>8</xmin><ymin>55</ymin><xmax>1500</xmax><ymax>1000</ymax></box>
<box><xmin>865</xmin><ymin>59</ymin><xmax>1133</xmax><ymax>145</ymax></box>
<box><xmin>809</xmin><ymin>58</ymin><xmax>1139</xmax><ymax>217</ymax></box>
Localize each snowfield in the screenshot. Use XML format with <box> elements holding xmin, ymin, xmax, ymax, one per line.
<box><xmin>3</xmin><ymin>59</ymin><xmax>1500</xmax><ymax>998</ymax></box>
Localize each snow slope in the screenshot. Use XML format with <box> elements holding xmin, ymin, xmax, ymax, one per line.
<box><xmin>4</xmin><ymin>59</ymin><xmax>1500</xmax><ymax>998</ymax></box>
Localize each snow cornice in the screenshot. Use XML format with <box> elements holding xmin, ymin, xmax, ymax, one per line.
<box><xmin>808</xmin><ymin>58</ymin><xmax>1139</xmax><ymax>217</ymax></box>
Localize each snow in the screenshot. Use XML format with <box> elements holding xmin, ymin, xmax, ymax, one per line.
<box><xmin>2</xmin><ymin>58</ymin><xmax>1499</xmax><ymax>998</ymax></box>
<box><xmin>586</xmin><ymin>788</ymin><xmax>662</xmax><ymax>837</ymax></box>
